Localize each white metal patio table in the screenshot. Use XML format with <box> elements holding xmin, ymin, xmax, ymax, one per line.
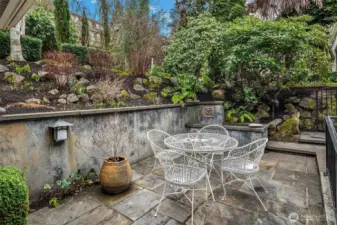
<box><xmin>164</xmin><ymin>133</ymin><xmax>239</xmax><ymax>197</ymax></box>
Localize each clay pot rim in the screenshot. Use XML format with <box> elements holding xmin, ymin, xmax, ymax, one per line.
<box><xmin>104</xmin><ymin>156</ymin><xmax>128</xmax><ymax>164</ymax></box>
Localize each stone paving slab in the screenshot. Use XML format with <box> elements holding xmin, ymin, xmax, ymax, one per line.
<box><xmin>134</xmin><ymin>174</ymin><xmax>165</xmax><ymax>190</ymax></box>
<box><xmin>132</xmin><ymin>209</ymin><xmax>170</xmax><ymax>225</ymax></box>
<box><xmin>98</xmin><ymin>209</ymin><xmax>133</xmax><ymax>225</ymax></box>
<box><xmin>113</xmin><ymin>189</ymin><xmax>161</xmax><ymax>221</ymax></box>
<box><xmin>158</xmin><ymin>198</ymin><xmax>192</xmax><ymax>223</ymax></box>
<box><xmin>276</xmin><ymin>160</ymin><xmax>306</xmax><ymax>173</ymax></box>
<box><xmin>28</xmin><ymin>194</ymin><xmax>102</xmax><ymax>225</ymax></box>
<box><xmin>66</xmin><ymin>205</ymin><xmax>114</xmax><ymax>225</ymax></box>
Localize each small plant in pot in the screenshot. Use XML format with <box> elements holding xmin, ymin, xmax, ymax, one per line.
<box><xmin>76</xmin><ymin>114</ymin><xmax>132</xmax><ymax>194</ymax></box>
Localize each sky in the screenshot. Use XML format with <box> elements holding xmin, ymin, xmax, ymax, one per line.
<box><xmin>70</xmin><ymin>0</ymin><xmax>175</xmax><ymax>21</ymax></box>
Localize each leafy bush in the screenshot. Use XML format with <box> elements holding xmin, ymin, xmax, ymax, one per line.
<box><xmin>0</xmin><ymin>166</ymin><xmax>29</xmax><ymax>225</ymax></box>
<box><xmin>213</xmin><ymin>16</ymin><xmax>331</xmax><ymax>101</ymax></box>
<box><xmin>25</xmin><ymin>7</ymin><xmax>59</xmax><ymax>52</ymax></box>
<box><xmin>61</xmin><ymin>44</ymin><xmax>89</xmax><ymax>64</ymax></box>
<box><xmin>94</xmin><ymin>78</ymin><xmax>125</xmax><ymax>102</ymax></box>
<box><xmin>44</xmin><ymin>52</ymin><xmax>77</xmax><ymax>89</ymax></box>
<box><xmin>0</xmin><ymin>29</ymin><xmax>10</xmax><ymax>58</ymax></box>
<box><xmin>15</xmin><ymin>64</ymin><xmax>31</xmax><ymax>75</ymax></box>
<box><xmin>225</xmin><ymin>106</ymin><xmax>255</xmax><ymax>123</ymax></box>
<box><xmin>21</xmin><ymin>36</ymin><xmax>42</xmax><ymax>61</ymax></box>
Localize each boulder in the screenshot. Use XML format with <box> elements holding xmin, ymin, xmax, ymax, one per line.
<box><xmin>285</xmin><ymin>103</ymin><xmax>297</xmax><ymax>114</ymax></box>
<box><xmin>0</xmin><ymin>107</ymin><xmax>6</xmax><ymax>114</ymax></box>
<box><xmin>67</xmin><ymin>93</ymin><xmax>79</xmax><ymax>103</ymax></box>
<box><xmin>4</xmin><ymin>72</ymin><xmax>24</xmax><ymax>84</ymax></box>
<box><xmin>133</xmin><ymin>84</ymin><xmax>147</xmax><ymax>92</ymax></box>
<box><xmin>79</xmin><ymin>93</ymin><xmax>89</xmax><ymax>103</ymax></box>
<box><xmin>287</xmin><ymin>96</ymin><xmax>301</xmax><ymax>104</ymax></box>
<box><xmin>279</xmin><ymin>117</ymin><xmax>300</xmax><ymax>137</ymax></box>
<box><xmin>134</xmin><ymin>78</ymin><xmax>143</xmax><ymax>85</ymax></box>
<box><xmin>48</xmin><ymin>89</ymin><xmax>59</xmax><ymax>95</ymax></box>
<box><xmin>268</xmin><ymin>119</ymin><xmax>282</xmax><ymax>132</ymax></box>
<box><xmin>59</xmin><ymin>94</ymin><xmax>67</xmax><ymax>99</ymax></box>
<box><xmin>255</xmin><ymin>108</ymin><xmax>269</xmax><ymax>118</ymax></box>
<box><xmin>38</xmin><ymin>71</ymin><xmax>49</xmax><ymax>79</ymax></box>
<box><xmin>71</xmin><ymin>78</ymin><xmax>90</xmax><ymax>91</ymax></box>
<box><xmin>83</xmin><ymin>65</ymin><xmax>91</xmax><ymax>70</ymax></box>
<box><xmin>212</xmin><ymin>89</ymin><xmax>225</xmax><ymax>100</ymax></box>
<box><xmin>299</xmin><ymin>98</ymin><xmax>316</xmax><ymax>110</ymax></box>
<box><xmin>0</xmin><ymin>64</ymin><xmax>9</xmax><ymax>72</ymax></box>
<box><xmin>86</xmin><ymin>85</ymin><xmax>96</xmax><ymax>95</ymax></box>
<box><xmin>148</xmin><ymin>76</ymin><xmax>162</xmax><ymax>89</ymax></box>
<box><xmin>42</xmin><ymin>97</ymin><xmax>50</xmax><ymax>104</ymax></box>
<box><xmin>302</xmin><ymin>118</ymin><xmax>315</xmax><ymax>130</ymax></box>
<box><xmin>130</xmin><ymin>93</ymin><xmax>141</xmax><ymax>99</ymax></box>
<box><xmin>25</xmin><ymin>98</ymin><xmax>41</xmax><ymax>104</ymax></box>
<box><xmin>58</xmin><ymin>99</ymin><xmax>67</xmax><ymax>104</ymax></box>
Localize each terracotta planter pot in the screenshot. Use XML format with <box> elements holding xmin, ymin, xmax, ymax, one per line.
<box><xmin>100</xmin><ymin>156</ymin><xmax>132</xmax><ymax>194</ymax></box>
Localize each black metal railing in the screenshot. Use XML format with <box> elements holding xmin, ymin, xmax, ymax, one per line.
<box><xmin>325</xmin><ymin>116</ymin><xmax>337</xmax><ymax>209</ymax></box>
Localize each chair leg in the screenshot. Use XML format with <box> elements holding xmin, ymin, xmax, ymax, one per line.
<box><xmin>246</xmin><ymin>179</ymin><xmax>267</xmax><ymax>211</ymax></box>
<box><xmin>254</xmin><ymin>177</ymin><xmax>268</xmax><ymax>193</ymax></box>
<box><xmin>191</xmin><ymin>187</ymin><xmax>194</xmax><ymax>225</ymax></box>
<box><xmin>151</xmin><ymin>158</ymin><xmax>157</xmax><ymax>175</ymax></box>
<box><xmin>205</xmin><ymin>175</ymin><xmax>208</xmax><ymax>204</ymax></box>
<box><xmin>221</xmin><ymin>170</ymin><xmax>226</xmax><ymax>200</ymax></box>
<box><xmin>155</xmin><ymin>181</ymin><xmax>167</xmax><ymax>216</ymax></box>
<box><xmin>206</xmin><ymin>173</ymin><xmax>215</xmax><ymax>201</ymax></box>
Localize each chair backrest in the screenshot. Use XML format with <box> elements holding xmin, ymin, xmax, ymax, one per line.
<box><xmin>198</xmin><ymin>124</ymin><xmax>229</xmax><ymax>136</ymax></box>
<box><xmin>147</xmin><ymin>129</ymin><xmax>171</xmax><ymax>156</ymax></box>
<box><xmin>226</xmin><ymin>138</ymin><xmax>268</xmax><ymax>172</ymax></box>
<box><xmin>194</xmin><ymin>124</ymin><xmax>229</xmax><ymax>149</ymax></box>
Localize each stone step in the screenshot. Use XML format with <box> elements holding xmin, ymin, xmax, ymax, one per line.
<box><xmin>299</xmin><ymin>131</ymin><xmax>326</xmax><ymax>145</ymax></box>
<box><xmin>266</xmin><ymin>141</ymin><xmax>325</xmax><ymax>155</ymax></box>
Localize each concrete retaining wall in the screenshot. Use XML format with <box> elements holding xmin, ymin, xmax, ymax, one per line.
<box><xmin>0</xmin><ymin>102</ymin><xmax>223</xmax><ymax>198</ymax></box>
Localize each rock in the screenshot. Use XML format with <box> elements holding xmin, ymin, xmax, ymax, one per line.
<box><xmin>42</xmin><ymin>97</ymin><xmax>50</xmax><ymax>104</ymax></box>
<box><xmin>279</xmin><ymin>117</ymin><xmax>300</xmax><ymax>137</ymax></box>
<box><xmin>299</xmin><ymin>98</ymin><xmax>316</xmax><ymax>110</ymax></box>
<box><xmin>185</xmin><ymin>99</ymin><xmax>195</xmax><ymax>103</ymax></box>
<box><xmin>38</xmin><ymin>71</ymin><xmax>49</xmax><ymax>78</ymax></box>
<box><xmin>259</xmin><ymin>103</ymin><xmax>270</xmax><ymax>112</ymax></box>
<box><xmin>300</xmin><ymin>110</ymin><xmax>312</xmax><ymax>118</ymax></box>
<box><xmin>83</xmin><ymin>65</ymin><xmax>91</xmax><ymax>70</ymax></box>
<box><xmin>67</xmin><ymin>93</ymin><xmax>79</xmax><ymax>103</ymax></box>
<box><xmin>285</xmin><ymin>103</ymin><xmax>297</xmax><ymax>114</ymax></box>
<box><xmin>0</xmin><ymin>107</ymin><xmax>6</xmax><ymax>114</ymax></box>
<box><xmin>48</xmin><ymin>89</ymin><xmax>59</xmax><ymax>95</ymax></box>
<box><xmin>143</xmin><ymin>92</ymin><xmax>158</xmax><ymax>103</ymax></box>
<box><xmin>160</xmin><ymin>87</ymin><xmax>173</xmax><ymax>98</ymax></box>
<box><xmin>0</xmin><ymin>64</ymin><xmax>9</xmax><ymax>72</ymax></box>
<box><xmin>4</xmin><ymin>72</ymin><xmax>25</xmax><ymax>83</ymax></box>
<box><xmin>212</xmin><ymin>89</ymin><xmax>225</xmax><ymax>100</ymax></box>
<box><xmin>58</xmin><ymin>99</ymin><xmax>67</xmax><ymax>104</ymax></box>
<box><xmin>71</xmin><ymin>78</ymin><xmax>90</xmax><ymax>91</ymax></box>
<box><xmin>287</xmin><ymin>96</ymin><xmax>301</xmax><ymax>104</ymax></box>
<box><xmin>302</xmin><ymin>118</ymin><xmax>315</xmax><ymax>130</ymax></box>
<box><xmin>268</xmin><ymin>119</ymin><xmax>282</xmax><ymax>131</ymax></box>
<box><xmin>59</xmin><ymin>94</ymin><xmax>67</xmax><ymax>99</ymax></box>
<box><xmin>86</xmin><ymin>85</ymin><xmax>96</xmax><ymax>95</ymax></box>
<box><xmin>133</xmin><ymin>84</ymin><xmax>147</xmax><ymax>92</ymax></box>
<box><xmin>25</xmin><ymin>98</ymin><xmax>41</xmax><ymax>104</ymax></box>
<box><xmin>134</xmin><ymin>78</ymin><xmax>143</xmax><ymax>85</ymax></box>
<box><xmin>79</xmin><ymin>93</ymin><xmax>89</xmax><ymax>103</ymax></box>
<box><xmin>255</xmin><ymin>109</ymin><xmax>269</xmax><ymax>118</ymax></box>
<box><xmin>130</xmin><ymin>93</ymin><xmax>141</xmax><ymax>99</ymax></box>
<box><xmin>170</xmin><ymin>77</ymin><xmax>179</xmax><ymax>86</ymax></box>
<box><xmin>148</xmin><ymin>76</ymin><xmax>162</xmax><ymax>89</ymax></box>
<box><xmin>90</xmin><ymin>94</ymin><xmax>100</xmax><ymax>101</ymax></box>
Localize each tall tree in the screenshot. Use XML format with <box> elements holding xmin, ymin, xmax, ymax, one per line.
<box><xmin>211</xmin><ymin>0</ymin><xmax>245</xmax><ymax>21</ymax></box>
<box><xmin>100</xmin><ymin>0</ymin><xmax>110</xmax><ymax>49</ymax></box>
<box><xmin>304</xmin><ymin>0</ymin><xmax>337</xmax><ymax>26</ymax></box>
<box><xmin>54</xmin><ymin>0</ymin><xmax>70</xmax><ymax>43</ymax></box>
<box><xmin>81</xmin><ymin>8</ymin><xmax>89</xmax><ymax>46</ymax></box>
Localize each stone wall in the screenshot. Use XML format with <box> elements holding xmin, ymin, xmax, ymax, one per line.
<box><xmin>70</xmin><ymin>13</ymin><xmax>103</xmax><ymax>47</ymax></box>
<box><xmin>0</xmin><ymin>102</ymin><xmax>223</xmax><ymax>198</ymax></box>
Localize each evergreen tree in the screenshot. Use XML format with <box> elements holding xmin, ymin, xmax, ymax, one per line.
<box><xmin>211</xmin><ymin>0</ymin><xmax>245</xmax><ymax>22</ymax></box>
<box><xmin>100</xmin><ymin>0</ymin><xmax>110</xmax><ymax>49</ymax></box>
<box><xmin>81</xmin><ymin>8</ymin><xmax>89</xmax><ymax>46</ymax></box>
<box><xmin>54</xmin><ymin>0</ymin><xmax>70</xmax><ymax>43</ymax></box>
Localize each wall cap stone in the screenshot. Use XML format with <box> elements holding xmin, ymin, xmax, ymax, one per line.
<box><xmin>185</xmin><ymin>122</ymin><xmax>269</xmax><ymax>133</ymax></box>
<box><xmin>0</xmin><ymin>101</ymin><xmax>224</xmax><ymax>122</ymax></box>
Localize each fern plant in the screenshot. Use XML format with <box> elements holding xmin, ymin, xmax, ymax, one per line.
<box><xmin>226</xmin><ymin>106</ymin><xmax>255</xmax><ymax>123</ymax></box>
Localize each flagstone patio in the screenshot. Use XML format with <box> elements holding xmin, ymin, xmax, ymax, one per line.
<box><xmin>28</xmin><ymin>150</ymin><xmax>326</xmax><ymax>225</ymax></box>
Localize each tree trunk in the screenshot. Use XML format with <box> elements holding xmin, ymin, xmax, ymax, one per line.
<box><xmin>10</xmin><ymin>19</ymin><xmax>25</xmax><ymax>61</ymax></box>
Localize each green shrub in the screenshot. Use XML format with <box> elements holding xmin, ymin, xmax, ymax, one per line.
<box><xmin>25</xmin><ymin>7</ymin><xmax>59</xmax><ymax>52</ymax></box>
<box><xmin>0</xmin><ymin>30</ymin><xmax>10</xmax><ymax>58</ymax></box>
<box><xmin>0</xmin><ymin>166</ymin><xmax>29</xmax><ymax>225</ymax></box>
<box><xmin>61</xmin><ymin>44</ymin><xmax>90</xmax><ymax>64</ymax></box>
<box><xmin>21</xmin><ymin>36</ymin><xmax>42</xmax><ymax>61</ymax></box>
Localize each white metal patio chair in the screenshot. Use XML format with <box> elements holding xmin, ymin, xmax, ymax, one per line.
<box><xmin>154</xmin><ymin>150</ymin><xmax>214</xmax><ymax>225</ymax></box>
<box><xmin>147</xmin><ymin>129</ymin><xmax>180</xmax><ymax>174</ymax></box>
<box><xmin>220</xmin><ymin>138</ymin><xmax>269</xmax><ymax>211</ymax></box>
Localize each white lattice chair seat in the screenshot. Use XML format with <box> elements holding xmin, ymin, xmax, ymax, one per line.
<box><xmin>221</xmin><ymin>158</ymin><xmax>259</xmax><ymax>174</ymax></box>
<box><xmin>165</xmin><ymin>165</ymin><xmax>207</xmax><ymax>186</ymax></box>
<box><xmin>156</xmin><ymin>150</ymin><xmax>181</xmax><ymax>160</ymax></box>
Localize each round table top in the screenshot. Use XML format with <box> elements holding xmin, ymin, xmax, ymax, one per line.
<box><xmin>164</xmin><ymin>133</ymin><xmax>238</xmax><ymax>153</ymax></box>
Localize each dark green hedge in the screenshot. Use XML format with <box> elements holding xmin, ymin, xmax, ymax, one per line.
<box><xmin>0</xmin><ymin>30</ymin><xmax>10</xmax><ymax>58</ymax></box>
<box><xmin>0</xmin><ymin>166</ymin><xmax>29</xmax><ymax>225</ymax></box>
<box><xmin>61</xmin><ymin>43</ymin><xmax>106</xmax><ymax>65</ymax></box>
<box><xmin>0</xmin><ymin>29</ymin><xmax>42</xmax><ymax>61</ymax></box>
<box><xmin>21</xmin><ymin>36</ymin><xmax>42</xmax><ymax>61</ymax></box>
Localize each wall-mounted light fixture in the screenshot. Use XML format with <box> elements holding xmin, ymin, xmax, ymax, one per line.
<box><xmin>49</xmin><ymin>120</ymin><xmax>73</xmax><ymax>142</ymax></box>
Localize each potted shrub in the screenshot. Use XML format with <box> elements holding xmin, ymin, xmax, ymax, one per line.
<box><xmin>76</xmin><ymin>114</ymin><xmax>132</xmax><ymax>194</ymax></box>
